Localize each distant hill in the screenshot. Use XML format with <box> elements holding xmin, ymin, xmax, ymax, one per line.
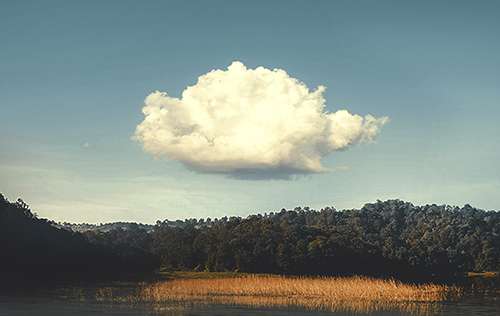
<box><xmin>59</xmin><ymin>222</ymin><xmax>155</xmax><ymax>233</ymax></box>
<box><xmin>58</xmin><ymin>219</ymin><xmax>202</xmax><ymax>233</ymax></box>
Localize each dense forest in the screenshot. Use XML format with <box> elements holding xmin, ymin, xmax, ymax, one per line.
<box><xmin>1</xmin><ymin>193</ymin><xmax>499</xmax><ymax>284</ymax></box>
<box><xmin>80</xmin><ymin>200</ymin><xmax>500</xmax><ymax>277</ymax></box>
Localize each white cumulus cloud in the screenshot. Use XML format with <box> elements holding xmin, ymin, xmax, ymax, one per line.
<box><xmin>134</xmin><ymin>61</ymin><xmax>388</xmax><ymax>179</ymax></box>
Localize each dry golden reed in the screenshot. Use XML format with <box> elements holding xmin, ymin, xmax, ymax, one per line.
<box><xmin>137</xmin><ymin>275</ymin><xmax>461</xmax><ymax>314</ymax></box>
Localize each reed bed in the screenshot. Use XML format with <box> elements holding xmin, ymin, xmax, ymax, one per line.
<box><xmin>136</xmin><ymin>275</ymin><xmax>462</xmax><ymax>314</ymax></box>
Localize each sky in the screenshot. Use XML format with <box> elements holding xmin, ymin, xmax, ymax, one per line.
<box><xmin>1</xmin><ymin>0</ymin><xmax>499</xmax><ymax>223</ymax></box>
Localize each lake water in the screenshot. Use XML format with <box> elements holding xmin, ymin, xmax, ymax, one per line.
<box><xmin>1</xmin><ymin>277</ymin><xmax>498</xmax><ymax>316</ymax></box>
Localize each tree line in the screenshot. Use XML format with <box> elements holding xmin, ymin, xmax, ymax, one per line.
<box><xmin>85</xmin><ymin>199</ymin><xmax>499</xmax><ymax>278</ymax></box>
<box><xmin>1</xmin><ymin>193</ymin><xmax>498</xmax><ymax>285</ymax></box>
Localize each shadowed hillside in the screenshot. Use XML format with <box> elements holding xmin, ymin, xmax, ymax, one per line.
<box><xmin>0</xmin><ymin>194</ymin><xmax>158</xmax><ymax>287</ymax></box>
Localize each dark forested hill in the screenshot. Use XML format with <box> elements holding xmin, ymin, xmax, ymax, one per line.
<box><xmin>1</xmin><ymin>193</ymin><xmax>498</xmax><ymax>282</ymax></box>
<box><xmin>0</xmin><ymin>194</ymin><xmax>158</xmax><ymax>286</ymax></box>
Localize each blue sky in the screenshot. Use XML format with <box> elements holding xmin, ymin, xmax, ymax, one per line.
<box><xmin>1</xmin><ymin>0</ymin><xmax>499</xmax><ymax>223</ymax></box>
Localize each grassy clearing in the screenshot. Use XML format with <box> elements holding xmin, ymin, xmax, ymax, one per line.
<box><xmin>136</xmin><ymin>274</ymin><xmax>462</xmax><ymax>314</ymax></box>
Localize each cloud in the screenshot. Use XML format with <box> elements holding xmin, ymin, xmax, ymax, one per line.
<box><xmin>134</xmin><ymin>61</ymin><xmax>388</xmax><ymax>179</ymax></box>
